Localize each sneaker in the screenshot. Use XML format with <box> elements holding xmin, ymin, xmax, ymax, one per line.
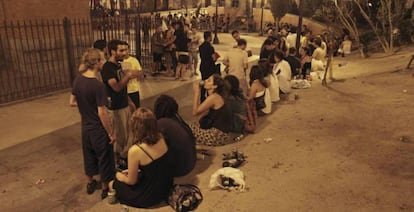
<box><xmin>101</xmin><ymin>189</ymin><xmax>109</xmax><ymax>200</ymax></box>
<box><xmin>222</xmin><ymin>158</ymin><xmax>244</xmax><ymax>168</ymax></box>
<box><xmin>107</xmin><ymin>190</ymin><xmax>118</xmax><ymax>204</ymax></box>
<box><xmin>86</xmin><ymin>180</ymin><xmax>101</xmax><ymax>195</ymax></box>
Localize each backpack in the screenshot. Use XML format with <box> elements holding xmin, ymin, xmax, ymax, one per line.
<box><xmin>168</xmin><ymin>184</ymin><xmax>203</xmax><ymax>212</ymax></box>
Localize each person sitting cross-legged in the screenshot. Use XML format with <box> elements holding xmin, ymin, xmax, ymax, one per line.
<box><xmin>154</xmin><ymin>95</ymin><xmax>197</xmax><ymax>177</ymax></box>
<box><xmin>108</xmin><ymin>108</ymin><xmax>174</xmax><ymax>208</ymax></box>
<box><xmin>190</xmin><ymin>74</ymin><xmax>232</xmax><ymax>146</ymax></box>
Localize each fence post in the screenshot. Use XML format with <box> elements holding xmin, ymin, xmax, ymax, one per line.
<box><xmin>63</xmin><ymin>17</ymin><xmax>76</xmax><ymax>84</ymax></box>
<box><xmin>134</xmin><ymin>16</ymin><xmax>141</xmax><ymax>61</ymax></box>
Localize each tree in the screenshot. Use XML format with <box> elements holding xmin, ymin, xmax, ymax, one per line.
<box><xmin>268</xmin><ymin>0</ymin><xmax>297</xmax><ymax>30</ymax></box>
<box><xmin>334</xmin><ymin>0</ymin><xmax>409</xmax><ymax>54</ymax></box>
<box><xmin>332</xmin><ymin>0</ymin><xmax>367</xmax><ymax>57</ymax></box>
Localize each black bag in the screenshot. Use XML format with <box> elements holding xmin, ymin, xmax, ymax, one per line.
<box><xmin>168</xmin><ymin>184</ymin><xmax>203</xmax><ymax>212</ymax></box>
<box><xmin>253</xmin><ymin>91</ymin><xmax>266</xmax><ymax>110</ymax></box>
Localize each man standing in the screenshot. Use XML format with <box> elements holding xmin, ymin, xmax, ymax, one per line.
<box><xmin>223</xmin><ymin>39</ymin><xmax>249</xmax><ymax>95</ymax></box>
<box><xmin>189</xmin><ymin>26</ymin><xmax>201</xmax><ymax>76</ymax></box>
<box><xmin>124</xmin><ymin>43</ymin><xmax>144</xmax><ymax>108</ymax></box>
<box><xmin>70</xmin><ymin>48</ymin><xmax>115</xmax><ymax>199</ymax></box>
<box><xmin>101</xmin><ymin>40</ymin><xmax>136</xmax><ymax>170</ymax></box>
<box><xmin>199</xmin><ymin>31</ymin><xmax>217</xmax><ymax>102</ymax></box>
<box><xmin>151</xmin><ymin>26</ymin><xmax>165</xmax><ymax>74</ymax></box>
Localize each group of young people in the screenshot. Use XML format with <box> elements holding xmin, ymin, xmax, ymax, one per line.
<box><xmin>68</xmin><ymin>22</ymin><xmax>340</xmax><ymax>208</ymax></box>
<box><xmin>67</xmin><ymin>30</ymin><xmax>278</xmax><ymax>208</ymax></box>
<box><xmin>151</xmin><ymin>20</ymin><xmax>201</xmax><ymax>80</ymax></box>
<box><xmin>70</xmin><ymin>38</ymin><xmax>201</xmax><ymax>208</ymax></box>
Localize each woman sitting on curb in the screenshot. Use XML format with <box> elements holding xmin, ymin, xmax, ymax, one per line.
<box><xmin>248</xmin><ymin>65</ymin><xmax>272</xmax><ymax>116</ymax></box>
<box><xmin>108</xmin><ymin>108</ymin><xmax>174</xmax><ymax>208</ymax></box>
<box><xmin>190</xmin><ymin>74</ymin><xmax>232</xmax><ymax>146</ymax></box>
<box><xmin>154</xmin><ymin>94</ymin><xmax>197</xmax><ymax>177</ymax></box>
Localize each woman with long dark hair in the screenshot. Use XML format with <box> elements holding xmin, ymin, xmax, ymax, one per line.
<box><xmin>191</xmin><ymin>74</ymin><xmax>232</xmax><ymax>146</ymax></box>
<box><xmin>154</xmin><ymin>95</ymin><xmax>196</xmax><ymax>177</ymax></box>
<box><xmin>248</xmin><ymin>65</ymin><xmax>271</xmax><ymax>115</ymax></box>
<box><xmin>224</xmin><ymin>75</ymin><xmax>246</xmax><ymax>133</ymax></box>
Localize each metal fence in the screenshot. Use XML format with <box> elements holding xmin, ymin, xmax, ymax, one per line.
<box><xmin>0</xmin><ymin>16</ymin><xmax>154</xmax><ymax>105</ymax></box>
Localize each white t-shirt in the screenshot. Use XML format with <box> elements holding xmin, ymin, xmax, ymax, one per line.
<box><xmin>223</xmin><ymin>48</ymin><xmax>248</xmax><ymax>80</ymax></box>
<box><xmin>274</xmin><ymin>60</ymin><xmax>292</xmax><ymax>94</ymax></box>
<box><xmin>286</xmin><ymin>33</ymin><xmax>297</xmax><ymax>49</ymax></box>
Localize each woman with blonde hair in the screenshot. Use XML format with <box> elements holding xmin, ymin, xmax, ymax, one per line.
<box><xmin>108</xmin><ymin>108</ymin><xmax>174</xmax><ymax>208</ymax></box>
<box><xmin>70</xmin><ymin>48</ymin><xmax>116</xmax><ymax>199</ymax></box>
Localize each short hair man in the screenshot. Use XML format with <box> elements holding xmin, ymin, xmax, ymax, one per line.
<box><xmin>70</xmin><ymin>48</ymin><xmax>115</xmax><ymax>199</ymax></box>
<box><xmin>223</xmin><ymin>38</ymin><xmax>249</xmax><ymax>94</ymax></box>
<box><xmin>199</xmin><ymin>31</ymin><xmax>218</xmax><ymax>102</ymax></box>
<box><xmin>101</xmin><ymin>39</ymin><xmax>136</xmax><ymax>170</ymax></box>
<box><xmin>231</xmin><ymin>30</ymin><xmax>240</xmax><ymax>48</ymax></box>
<box><xmin>123</xmin><ymin>42</ymin><xmax>144</xmax><ymax>108</ymax></box>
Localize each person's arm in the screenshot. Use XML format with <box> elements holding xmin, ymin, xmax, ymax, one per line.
<box><xmin>192</xmin><ymin>82</ymin><xmax>215</xmax><ymax>116</ymax></box>
<box><xmin>98</xmin><ymin>106</ymin><xmax>116</xmax><ymax>144</ymax></box>
<box><xmin>127</xmin><ymin>96</ymin><xmax>136</xmax><ymax>112</ymax></box>
<box><xmin>243</xmin><ymin>52</ymin><xmax>248</xmax><ymax>70</ymax></box>
<box><xmin>128</xmin><ymin>58</ymin><xmax>144</xmax><ymax>80</ymax></box>
<box><xmin>116</xmin><ymin>146</ymin><xmax>140</xmax><ymax>185</ymax></box>
<box><xmin>107</xmin><ymin>71</ymin><xmax>133</xmax><ymax>92</ymax></box>
<box><xmin>247</xmin><ymin>81</ymin><xmax>258</xmax><ymax>100</ymax></box>
<box><xmin>69</xmin><ymin>94</ymin><xmax>77</xmax><ymax>106</ymax></box>
<box><xmin>222</xmin><ymin>54</ymin><xmax>229</xmax><ymax>66</ymax></box>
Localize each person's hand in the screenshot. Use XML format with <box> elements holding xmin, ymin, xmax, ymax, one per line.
<box><xmin>125</xmin><ymin>70</ymin><xmax>135</xmax><ymax>79</ymax></box>
<box><xmin>121</xmin><ymin>169</ymin><xmax>128</xmax><ymax>176</ymax></box>
<box><xmin>109</xmin><ymin>132</ymin><xmax>117</xmax><ymax>144</ymax></box>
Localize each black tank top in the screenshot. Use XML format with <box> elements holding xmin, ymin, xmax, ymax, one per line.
<box><xmin>210</xmin><ymin>103</ymin><xmax>232</xmax><ymax>133</ymax></box>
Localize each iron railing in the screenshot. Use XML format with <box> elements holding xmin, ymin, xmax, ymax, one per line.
<box><xmin>0</xmin><ymin>16</ymin><xmax>153</xmax><ymax>104</ymax></box>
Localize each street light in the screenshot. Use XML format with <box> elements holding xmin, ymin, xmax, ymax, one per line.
<box><xmin>213</xmin><ymin>0</ymin><xmax>220</xmax><ymax>44</ymax></box>
<box><xmin>123</xmin><ymin>0</ymin><xmax>130</xmax><ymax>35</ymax></box>
<box><xmin>259</xmin><ymin>0</ymin><xmax>264</xmax><ymax>36</ymax></box>
<box><xmin>295</xmin><ymin>0</ymin><xmax>303</xmax><ymax>53</ymax></box>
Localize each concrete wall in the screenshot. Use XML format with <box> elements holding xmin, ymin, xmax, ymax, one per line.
<box><xmin>0</xmin><ymin>0</ymin><xmax>89</xmax><ymax>21</ymax></box>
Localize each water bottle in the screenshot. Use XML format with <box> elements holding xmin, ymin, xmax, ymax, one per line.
<box><xmin>233</xmin><ymin>134</ymin><xmax>244</xmax><ymax>142</ymax></box>
<box><xmin>199</xmin><ymin>80</ymin><xmax>205</xmax><ymax>87</ymax></box>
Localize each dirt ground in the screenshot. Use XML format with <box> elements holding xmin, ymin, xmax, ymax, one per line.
<box><xmin>89</xmin><ymin>48</ymin><xmax>414</xmax><ymax>212</ymax></box>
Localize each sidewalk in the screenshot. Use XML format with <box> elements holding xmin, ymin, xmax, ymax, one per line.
<box><xmin>0</xmin><ymin>32</ymin><xmax>266</xmax><ymax>151</ymax></box>
<box><xmin>1</xmin><ymin>33</ymin><xmax>413</xmax><ymax>211</ymax></box>
<box><xmin>0</xmin><ymin>32</ymin><xmax>266</xmax><ymax>212</ymax></box>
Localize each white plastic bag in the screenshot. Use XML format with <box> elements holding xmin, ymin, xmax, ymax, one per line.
<box><xmin>291</xmin><ymin>79</ymin><xmax>311</xmax><ymax>89</ymax></box>
<box><xmin>208</xmin><ymin>167</ymin><xmax>245</xmax><ymax>191</ymax></box>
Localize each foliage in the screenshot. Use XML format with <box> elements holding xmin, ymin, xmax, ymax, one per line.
<box><xmin>268</xmin><ymin>0</ymin><xmax>297</xmax><ymax>19</ymax></box>
<box><xmin>334</xmin><ymin>0</ymin><xmax>410</xmax><ymax>54</ymax></box>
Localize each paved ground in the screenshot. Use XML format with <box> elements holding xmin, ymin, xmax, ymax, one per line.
<box><xmin>1</xmin><ymin>32</ymin><xmax>413</xmax><ymax>211</ymax></box>
<box><xmin>0</xmin><ymin>32</ymin><xmax>266</xmax><ymax>211</ymax></box>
